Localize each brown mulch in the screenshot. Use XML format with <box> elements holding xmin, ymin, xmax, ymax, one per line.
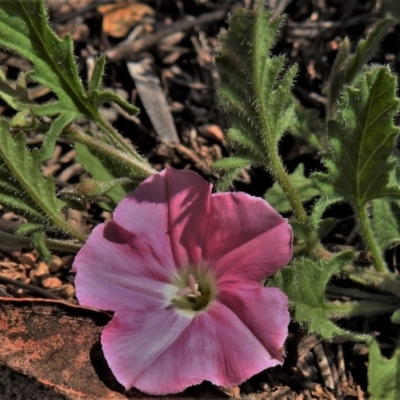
<box><xmin>1</xmin><ymin>0</ymin><xmax>397</xmax><ymax>398</ymax></box>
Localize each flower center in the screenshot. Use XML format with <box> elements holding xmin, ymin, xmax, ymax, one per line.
<box><xmin>170</xmin><ymin>268</ymin><xmax>216</xmax><ymax>313</ymax></box>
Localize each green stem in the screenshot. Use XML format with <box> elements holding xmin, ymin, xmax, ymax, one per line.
<box><xmin>355</xmin><ymin>202</ymin><xmax>388</xmax><ymax>273</ymax></box>
<box><xmin>0</xmin><ymin>231</ymin><xmax>82</xmax><ymax>252</ymax></box>
<box><xmin>326</xmin><ymin>301</ymin><xmax>400</xmax><ymax>317</ymax></box>
<box><xmin>53</xmin><ymin>217</ymin><xmax>87</xmax><ymax>242</ymax></box>
<box><xmin>342</xmin><ymin>265</ymin><xmax>400</xmax><ymax>298</ymax></box>
<box><xmin>64</xmin><ymin>125</ymin><xmax>157</xmax><ymax>177</ymax></box>
<box><xmin>268</xmin><ymin>150</ymin><xmax>320</xmax><ymax>251</ymax></box>
<box><xmin>96</xmin><ymin>114</ymin><xmax>146</xmax><ymax>161</ymax></box>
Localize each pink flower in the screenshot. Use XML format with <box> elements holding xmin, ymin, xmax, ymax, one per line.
<box><xmin>72</xmin><ymin>169</ymin><xmax>292</xmax><ymax>395</ymax></box>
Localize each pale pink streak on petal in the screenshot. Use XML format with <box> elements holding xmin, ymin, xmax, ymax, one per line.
<box><xmin>101</xmin><ymin>309</ymin><xmax>192</xmax><ymax>390</ymax></box>
<box><xmin>217</xmin><ymin>281</ymin><xmax>290</xmax><ymax>360</ymax></box>
<box><xmin>73</xmin><ymin>222</ymin><xmax>174</xmax><ymax>311</ymax></box>
<box><xmin>133</xmin><ymin>301</ymin><xmax>281</xmax><ymax>395</ymax></box>
<box><xmin>214</xmin><ymin>222</ymin><xmax>292</xmax><ymax>283</ymax></box>
<box><xmin>113</xmin><ymin>169</ymin><xmax>211</xmax><ymax>268</ymax></box>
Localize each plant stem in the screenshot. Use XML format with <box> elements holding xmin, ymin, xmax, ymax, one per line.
<box><xmin>64</xmin><ymin>125</ymin><xmax>157</xmax><ymax>177</ymax></box>
<box><xmin>96</xmin><ymin>114</ymin><xmax>146</xmax><ymax>161</ymax></box>
<box><xmin>269</xmin><ymin>150</ymin><xmax>320</xmax><ymax>251</ymax></box>
<box><xmin>0</xmin><ymin>231</ymin><xmax>82</xmax><ymax>252</ymax></box>
<box><xmin>342</xmin><ymin>265</ymin><xmax>400</xmax><ymax>298</ymax></box>
<box><xmin>326</xmin><ymin>300</ymin><xmax>400</xmax><ymax>317</ymax></box>
<box><xmin>355</xmin><ymin>202</ymin><xmax>388</xmax><ymax>273</ymax></box>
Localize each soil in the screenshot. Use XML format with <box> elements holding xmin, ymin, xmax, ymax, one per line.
<box><xmin>0</xmin><ymin>0</ymin><xmax>398</xmax><ymax>399</ymax></box>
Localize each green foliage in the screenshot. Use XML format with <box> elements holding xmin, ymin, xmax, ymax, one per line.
<box><xmin>269</xmin><ymin>252</ymin><xmax>355</xmax><ymax>339</ymax></box>
<box><xmin>368</xmin><ymin>338</ymin><xmax>400</xmax><ymax>399</ymax></box>
<box><xmin>327</xmin><ymin>18</ymin><xmax>394</xmax><ymax>119</ymax></box>
<box><xmin>265</xmin><ymin>164</ymin><xmax>320</xmax><ymax>213</ymax></box>
<box><xmin>313</xmin><ymin>67</ymin><xmax>400</xmax><ymax>208</ymax></box>
<box><xmin>289</xmin><ymin>106</ymin><xmax>327</xmax><ymax>151</ymax></box>
<box><xmin>213</xmin><ymin>7</ymin><xmax>297</xmax><ymax>188</ymax></box>
<box><xmin>372</xmin><ymin>199</ymin><xmax>400</xmax><ymax>250</ymax></box>
<box><xmin>65</xmin><ymin>143</ymin><xmax>138</xmax><ymax>211</ymax></box>
<box><xmin>0</xmin><ymin>0</ymin><xmax>138</xmax><ymax>161</ymax></box>
<box><xmin>0</xmin><ymin>120</ymin><xmax>84</xmax><ymax>259</ymax></box>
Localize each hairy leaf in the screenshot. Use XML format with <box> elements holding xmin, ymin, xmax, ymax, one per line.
<box><xmin>0</xmin><ymin>1</ymin><xmax>139</xmax><ymax>160</ymax></box>
<box><xmin>372</xmin><ymin>199</ymin><xmax>400</xmax><ymax>250</ymax></box>
<box><xmin>368</xmin><ymin>338</ymin><xmax>400</xmax><ymax>399</ymax></box>
<box><xmin>313</xmin><ymin>67</ymin><xmax>400</xmax><ymax>207</ymax></box>
<box><xmin>269</xmin><ymin>252</ymin><xmax>355</xmax><ymax>339</ymax></box>
<box><xmin>265</xmin><ymin>164</ymin><xmax>320</xmax><ymax>213</ymax></box>
<box><xmin>75</xmin><ymin>143</ymin><xmax>138</xmax><ymax>211</ymax></box>
<box><xmin>0</xmin><ymin>121</ymin><xmax>85</xmax><ymax>249</ymax></box>
<box><xmin>327</xmin><ymin>18</ymin><xmax>394</xmax><ymax>119</ymax></box>
<box><xmin>213</xmin><ymin>7</ymin><xmax>297</xmax><ymax>185</ymax></box>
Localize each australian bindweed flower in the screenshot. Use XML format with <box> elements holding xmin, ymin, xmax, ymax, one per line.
<box><xmin>72</xmin><ymin>168</ymin><xmax>292</xmax><ymax>395</ymax></box>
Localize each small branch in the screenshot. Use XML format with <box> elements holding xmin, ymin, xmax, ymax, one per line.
<box><xmin>105</xmin><ymin>9</ymin><xmax>229</xmax><ymax>62</ymax></box>
<box><xmin>0</xmin><ymin>275</ymin><xmax>64</xmax><ymax>300</ymax></box>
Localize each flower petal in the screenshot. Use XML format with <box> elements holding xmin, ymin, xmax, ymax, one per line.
<box><xmin>205</xmin><ymin>192</ymin><xmax>292</xmax><ymax>281</ymax></box>
<box><xmin>73</xmin><ymin>222</ymin><xmax>175</xmax><ymax>311</ymax></box>
<box><xmin>101</xmin><ymin>308</ymin><xmax>192</xmax><ymax>390</ymax></box>
<box><xmin>217</xmin><ymin>281</ymin><xmax>290</xmax><ymax>360</ymax></box>
<box><xmin>112</xmin><ymin>169</ymin><xmax>211</xmax><ymax>268</ymax></box>
<box><xmin>131</xmin><ymin>301</ymin><xmax>282</xmax><ymax>395</ymax></box>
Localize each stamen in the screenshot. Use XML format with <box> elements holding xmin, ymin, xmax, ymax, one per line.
<box><xmin>176</xmin><ymin>274</ymin><xmax>202</xmax><ymax>298</ymax></box>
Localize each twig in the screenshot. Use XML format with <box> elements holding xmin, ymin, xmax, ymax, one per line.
<box><xmin>0</xmin><ymin>275</ymin><xmax>64</xmax><ymax>300</ymax></box>
<box><xmin>105</xmin><ymin>8</ymin><xmax>229</xmax><ymax>62</ymax></box>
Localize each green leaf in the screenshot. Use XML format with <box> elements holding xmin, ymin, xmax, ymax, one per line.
<box><xmin>289</xmin><ymin>106</ymin><xmax>327</xmax><ymax>151</ymax></box>
<box><xmin>269</xmin><ymin>252</ymin><xmax>356</xmax><ymax>339</ymax></box>
<box><xmin>0</xmin><ymin>69</ymin><xmax>30</xmax><ymax>111</ymax></box>
<box><xmin>213</xmin><ymin>153</ymin><xmax>259</xmax><ymax>191</ymax></box>
<box><xmin>368</xmin><ymin>338</ymin><xmax>400</xmax><ymax>399</ymax></box>
<box><xmin>313</xmin><ymin>67</ymin><xmax>400</xmax><ymax>206</ymax></box>
<box><xmin>391</xmin><ymin>310</ymin><xmax>400</xmax><ymax>324</ymax></box>
<box><xmin>0</xmin><ymin>1</ymin><xmax>139</xmax><ymax>160</ymax></box>
<box><xmin>327</xmin><ymin>18</ymin><xmax>394</xmax><ymax>119</ymax></box>
<box><xmin>214</xmin><ymin>7</ymin><xmax>297</xmax><ymax>186</ymax></box>
<box><xmin>265</xmin><ymin>164</ymin><xmax>320</xmax><ymax>213</ymax></box>
<box><xmin>0</xmin><ymin>120</ymin><xmax>85</xmax><ymax>244</ymax></box>
<box><xmin>372</xmin><ymin>199</ymin><xmax>400</xmax><ymax>250</ymax></box>
<box><xmin>75</xmin><ymin>143</ymin><xmax>139</xmax><ymax>211</ymax></box>
<box><xmin>31</xmin><ymin>230</ymin><xmax>51</xmax><ymax>264</ymax></box>
<box><xmin>346</xmin><ymin>18</ymin><xmax>394</xmax><ymax>85</ymax></box>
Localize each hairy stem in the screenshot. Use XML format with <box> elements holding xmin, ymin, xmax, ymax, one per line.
<box><xmin>355</xmin><ymin>202</ymin><xmax>388</xmax><ymax>273</ymax></box>
<box><xmin>64</xmin><ymin>125</ymin><xmax>157</xmax><ymax>177</ymax></box>
<box><xmin>96</xmin><ymin>114</ymin><xmax>146</xmax><ymax>161</ymax></box>
<box><xmin>341</xmin><ymin>265</ymin><xmax>400</xmax><ymax>297</ymax></box>
<box><xmin>326</xmin><ymin>300</ymin><xmax>400</xmax><ymax>317</ymax></box>
<box><xmin>265</xmin><ymin>145</ymin><xmax>320</xmax><ymax>251</ymax></box>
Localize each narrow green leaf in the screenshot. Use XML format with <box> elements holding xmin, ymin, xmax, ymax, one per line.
<box><xmin>313</xmin><ymin>67</ymin><xmax>400</xmax><ymax>206</ymax></box>
<box><xmin>92</xmin><ymin>90</ymin><xmax>139</xmax><ymax>116</ymax></box>
<box><xmin>75</xmin><ymin>143</ymin><xmax>138</xmax><ymax>211</ymax></box>
<box><xmin>16</xmin><ymin>222</ymin><xmax>47</xmax><ymax>236</ymax></box>
<box><xmin>31</xmin><ymin>230</ymin><xmax>51</xmax><ymax>264</ymax></box>
<box><xmin>326</xmin><ymin>37</ymin><xmax>350</xmax><ymax>119</ymax></box>
<box><xmin>0</xmin><ymin>69</ymin><xmax>30</xmax><ymax>111</ymax></box>
<box><xmin>372</xmin><ymin>199</ymin><xmax>400</xmax><ymax>250</ymax></box>
<box><xmin>368</xmin><ymin>338</ymin><xmax>400</xmax><ymax>399</ymax></box>
<box><xmin>213</xmin><ymin>153</ymin><xmax>259</xmax><ymax>191</ymax></box>
<box><xmin>88</xmin><ymin>55</ymin><xmax>106</xmax><ymax>95</ymax></box>
<box><xmin>265</xmin><ymin>164</ymin><xmax>320</xmax><ymax>213</ymax></box>
<box><xmin>269</xmin><ymin>252</ymin><xmax>355</xmax><ymax>339</ymax></box>
<box><xmin>346</xmin><ymin>18</ymin><xmax>394</xmax><ymax>85</ymax></box>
